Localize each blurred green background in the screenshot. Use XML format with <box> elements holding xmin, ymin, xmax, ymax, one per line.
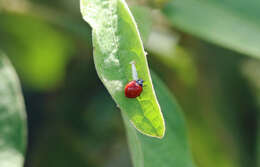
<box><xmin>1</xmin><ymin>0</ymin><xmax>260</xmax><ymax>167</ymax></box>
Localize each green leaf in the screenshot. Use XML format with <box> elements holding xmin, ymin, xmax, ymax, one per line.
<box><xmin>162</xmin><ymin>0</ymin><xmax>260</xmax><ymax>59</ymax></box>
<box><xmin>0</xmin><ymin>52</ymin><xmax>27</xmax><ymax>167</ymax></box>
<box><xmin>122</xmin><ymin>73</ymin><xmax>196</xmax><ymax>167</ymax></box>
<box><xmin>80</xmin><ymin>0</ymin><xmax>165</xmax><ymax>138</ymax></box>
<box><xmin>130</xmin><ymin>6</ymin><xmax>153</xmax><ymax>43</ymax></box>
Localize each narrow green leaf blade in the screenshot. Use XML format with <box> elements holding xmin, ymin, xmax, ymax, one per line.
<box><xmin>122</xmin><ymin>73</ymin><xmax>196</xmax><ymax>167</ymax></box>
<box><xmin>80</xmin><ymin>0</ymin><xmax>165</xmax><ymax>138</ymax></box>
<box><xmin>0</xmin><ymin>52</ymin><xmax>27</xmax><ymax>167</ymax></box>
<box><xmin>163</xmin><ymin>0</ymin><xmax>260</xmax><ymax>59</ymax></box>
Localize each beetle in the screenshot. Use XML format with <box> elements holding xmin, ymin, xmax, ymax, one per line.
<box><xmin>125</xmin><ymin>79</ymin><xmax>143</xmax><ymax>98</ymax></box>
<box><xmin>125</xmin><ymin>61</ymin><xmax>144</xmax><ymax>98</ymax></box>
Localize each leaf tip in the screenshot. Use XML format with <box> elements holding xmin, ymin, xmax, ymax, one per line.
<box><xmin>130</xmin><ymin>116</ymin><xmax>166</xmax><ymax>139</ymax></box>
<box><xmin>158</xmin><ymin>126</ymin><xmax>166</xmax><ymax>139</ymax></box>
<box><xmin>155</xmin><ymin>120</ymin><xmax>166</xmax><ymax>139</ymax></box>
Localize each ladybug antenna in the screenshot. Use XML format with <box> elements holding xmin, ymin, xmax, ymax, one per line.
<box><xmin>130</xmin><ymin>61</ymin><xmax>138</xmax><ymax>81</ymax></box>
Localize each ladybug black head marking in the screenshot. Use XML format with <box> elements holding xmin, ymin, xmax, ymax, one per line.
<box><xmin>136</xmin><ymin>79</ymin><xmax>144</xmax><ymax>87</ymax></box>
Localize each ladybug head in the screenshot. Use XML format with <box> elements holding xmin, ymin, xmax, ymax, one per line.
<box><xmin>136</xmin><ymin>79</ymin><xmax>144</xmax><ymax>87</ymax></box>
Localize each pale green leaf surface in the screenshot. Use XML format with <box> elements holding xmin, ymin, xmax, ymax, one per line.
<box><xmin>122</xmin><ymin>73</ymin><xmax>196</xmax><ymax>167</ymax></box>
<box><xmin>163</xmin><ymin>0</ymin><xmax>260</xmax><ymax>59</ymax></box>
<box><xmin>80</xmin><ymin>0</ymin><xmax>165</xmax><ymax>138</ymax></box>
<box><xmin>0</xmin><ymin>52</ymin><xmax>27</xmax><ymax>167</ymax></box>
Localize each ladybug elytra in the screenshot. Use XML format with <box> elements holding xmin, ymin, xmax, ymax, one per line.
<box><xmin>125</xmin><ymin>79</ymin><xmax>143</xmax><ymax>98</ymax></box>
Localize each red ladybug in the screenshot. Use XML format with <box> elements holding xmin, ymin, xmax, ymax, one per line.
<box><xmin>125</xmin><ymin>79</ymin><xmax>144</xmax><ymax>98</ymax></box>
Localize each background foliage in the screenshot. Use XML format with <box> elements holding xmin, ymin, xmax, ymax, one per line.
<box><xmin>0</xmin><ymin>0</ymin><xmax>260</xmax><ymax>167</ymax></box>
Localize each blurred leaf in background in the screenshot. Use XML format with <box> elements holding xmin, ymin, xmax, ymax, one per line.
<box><xmin>0</xmin><ymin>52</ymin><xmax>27</xmax><ymax>167</ymax></box>
<box><xmin>0</xmin><ymin>13</ymin><xmax>73</xmax><ymax>91</ymax></box>
<box><xmin>241</xmin><ymin>59</ymin><xmax>260</xmax><ymax>167</ymax></box>
<box><xmin>162</xmin><ymin>0</ymin><xmax>260</xmax><ymax>59</ymax></box>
